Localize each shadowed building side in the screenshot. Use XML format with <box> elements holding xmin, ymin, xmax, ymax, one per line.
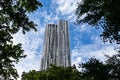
<box><xmin>40</xmin><ymin>24</ymin><xmax>57</xmax><ymax>70</ymax></box>
<box><xmin>40</xmin><ymin>20</ymin><xmax>71</xmax><ymax>70</ymax></box>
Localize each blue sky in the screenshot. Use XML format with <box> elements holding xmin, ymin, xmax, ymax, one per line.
<box><xmin>12</xmin><ymin>0</ymin><xmax>117</xmax><ymax>79</ymax></box>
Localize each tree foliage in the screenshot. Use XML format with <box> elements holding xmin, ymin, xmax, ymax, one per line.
<box><xmin>22</xmin><ymin>54</ymin><xmax>120</xmax><ymax>80</ymax></box>
<box><xmin>0</xmin><ymin>0</ymin><xmax>42</xmax><ymax>79</ymax></box>
<box><xmin>22</xmin><ymin>65</ymin><xmax>81</xmax><ymax>80</ymax></box>
<box><xmin>79</xmin><ymin>58</ymin><xmax>109</xmax><ymax>80</ymax></box>
<box><xmin>76</xmin><ymin>0</ymin><xmax>120</xmax><ymax>44</ymax></box>
<box><xmin>106</xmin><ymin>54</ymin><xmax>120</xmax><ymax>79</ymax></box>
<box><xmin>79</xmin><ymin>54</ymin><xmax>120</xmax><ymax>80</ymax></box>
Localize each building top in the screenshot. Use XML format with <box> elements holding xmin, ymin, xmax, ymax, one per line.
<box><xmin>47</xmin><ymin>24</ymin><xmax>57</xmax><ymax>27</ymax></box>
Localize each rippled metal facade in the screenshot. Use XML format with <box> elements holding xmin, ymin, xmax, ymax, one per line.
<box><xmin>40</xmin><ymin>20</ymin><xmax>71</xmax><ymax>70</ymax></box>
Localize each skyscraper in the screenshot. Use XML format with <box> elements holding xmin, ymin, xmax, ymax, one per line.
<box><xmin>40</xmin><ymin>20</ymin><xmax>71</xmax><ymax>70</ymax></box>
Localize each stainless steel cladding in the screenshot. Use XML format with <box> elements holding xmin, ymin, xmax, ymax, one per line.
<box><xmin>40</xmin><ymin>20</ymin><xmax>71</xmax><ymax>70</ymax></box>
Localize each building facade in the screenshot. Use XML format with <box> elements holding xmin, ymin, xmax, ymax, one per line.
<box><xmin>40</xmin><ymin>20</ymin><xmax>71</xmax><ymax>70</ymax></box>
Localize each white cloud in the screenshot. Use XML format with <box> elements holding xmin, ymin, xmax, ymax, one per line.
<box><xmin>15</xmin><ymin>55</ymin><xmax>41</xmax><ymax>80</ymax></box>
<box><xmin>41</xmin><ymin>11</ymin><xmax>59</xmax><ymax>24</ymax></box>
<box><xmin>74</xmin><ymin>23</ymin><xmax>92</xmax><ymax>32</ymax></box>
<box><xmin>13</xmin><ymin>25</ymin><xmax>45</xmax><ymax>80</ymax></box>
<box><xmin>72</xmin><ymin>36</ymin><xmax>117</xmax><ymax>69</ymax></box>
<box><xmin>54</xmin><ymin>0</ymin><xmax>81</xmax><ymax>14</ymax></box>
<box><xmin>71</xmin><ymin>24</ymin><xmax>117</xmax><ymax>68</ymax></box>
<box><xmin>52</xmin><ymin>0</ymin><xmax>82</xmax><ymax>21</ymax></box>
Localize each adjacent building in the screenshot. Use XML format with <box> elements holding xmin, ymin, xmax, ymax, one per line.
<box><xmin>40</xmin><ymin>20</ymin><xmax>71</xmax><ymax>70</ymax></box>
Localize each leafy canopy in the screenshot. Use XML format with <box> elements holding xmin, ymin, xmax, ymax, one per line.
<box><xmin>22</xmin><ymin>54</ymin><xmax>120</xmax><ymax>80</ymax></box>
<box><xmin>79</xmin><ymin>54</ymin><xmax>120</xmax><ymax>80</ymax></box>
<box><xmin>0</xmin><ymin>0</ymin><xmax>42</xmax><ymax>79</ymax></box>
<box><xmin>76</xmin><ymin>0</ymin><xmax>120</xmax><ymax>44</ymax></box>
<box><xmin>21</xmin><ymin>65</ymin><xmax>81</xmax><ymax>80</ymax></box>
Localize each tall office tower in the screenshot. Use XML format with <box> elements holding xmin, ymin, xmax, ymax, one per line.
<box><xmin>40</xmin><ymin>20</ymin><xmax>71</xmax><ymax>70</ymax></box>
